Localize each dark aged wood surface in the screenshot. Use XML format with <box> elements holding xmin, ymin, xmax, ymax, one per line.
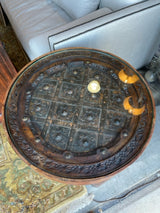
<box><xmin>3</xmin><ymin>48</ymin><xmax>155</xmax><ymax>184</ymax></box>
<box><xmin>0</xmin><ymin>42</ymin><xmax>17</xmax><ymax>122</ymax></box>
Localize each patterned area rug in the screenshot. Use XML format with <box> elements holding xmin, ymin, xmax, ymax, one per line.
<box><xmin>0</xmin><ymin>124</ymin><xmax>92</xmax><ymax>213</ymax></box>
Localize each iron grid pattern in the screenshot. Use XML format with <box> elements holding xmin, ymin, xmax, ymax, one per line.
<box><xmin>4</xmin><ymin>49</ymin><xmax>154</xmax><ymax>181</ymax></box>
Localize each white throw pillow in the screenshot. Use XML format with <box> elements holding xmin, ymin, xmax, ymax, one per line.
<box><xmin>99</xmin><ymin>0</ymin><xmax>145</xmax><ymax>11</ymax></box>
<box><xmin>53</xmin><ymin>0</ymin><xmax>100</xmax><ymax>19</ymax></box>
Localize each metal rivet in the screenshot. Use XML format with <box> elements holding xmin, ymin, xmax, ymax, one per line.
<box><xmin>100</xmin><ymin>148</ymin><xmax>107</xmax><ymax>155</ymax></box>
<box><xmin>114</xmin><ymin>119</ymin><xmax>120</xmax><ymax>126</ymax></box>
<box><xmin>67</xmin><ymin>90</ymin><xmax>73</xmax><ymax>95</ymax></box>
<box><xmin>87</xmin><ymin>115</ymin><xmax>93</xmax><ymax>121</ymax></box>
<box><xmin>62</xmin><ymin>110</ymin><xmax>68</xmax><ymax>116</ymax></box>
<box><xmin>22</xmin><ymin>117</ymin><xmax>28</xmax><ymax>122</ymax></box>
<box><xmin>36</xmin><ymin>106</ymin><xmax>41</xmax><ymax>112</ymax></box>
<box><xmin>73</xmin><ymin>70</ymin><xmax>78</xmax><ymax>75</ymax></box>
<box><xmin>64</xmin><ymin>152</ymin><xmax>72</xmax><ymax>159</ymax></box>
<box><xmin>35</xmin><ymin>138</ymin><xmax>40</xmax><ymax>143</ymax></box>
<box><xmin>43</xmin><ymin>85</ymin><xmax>49</xmax><ymax>90</ymax></box>
<box><xmin>95</xmin><ymin>75</ymin><xmax>100</xmax><ymax>79</ymax></box>
<box><xmin>83</xmin><ymin>140</ymin><xmax>89</xmax><ymax>147</ymax></box>
<box><xmin>122</xmin><ymin>130</ymin><xmax>128</xmax><ymax>137</ymax></box>
<box><xmin>55</xmin><ymin>134</ymin><xmax>62</xmax><ymax>142</ymax></box>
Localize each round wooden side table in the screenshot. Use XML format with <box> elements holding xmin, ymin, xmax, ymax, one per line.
<box><xmin>3</xmin><ymin>48</ymin><xmax>155</xmax><ymax>185</ymax></box>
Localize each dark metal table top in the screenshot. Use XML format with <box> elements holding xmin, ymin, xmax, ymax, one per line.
<box><xmin>3</xmin><ymin>48</ymin><xmax>155</xmax><ymax>184</ymax></box>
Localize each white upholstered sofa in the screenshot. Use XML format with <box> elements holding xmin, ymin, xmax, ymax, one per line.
<box><xmin>0</xmin><ymin>0</ymin><xmax>160</xmax><ymax>69</ymax></box>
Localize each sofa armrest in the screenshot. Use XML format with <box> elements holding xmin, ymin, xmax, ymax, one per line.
<box><xmin>48</xmin><ymin>0</ymin><xmax>160</xmax><ymax>69</ymax></box>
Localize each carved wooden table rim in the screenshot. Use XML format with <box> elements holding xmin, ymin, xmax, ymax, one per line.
<box><xmin>2</xmin><ymin>48</ymin><xmax>156</xmax><ymax>185</ymax></box>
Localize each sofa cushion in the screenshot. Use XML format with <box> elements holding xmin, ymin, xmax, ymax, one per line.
<box><xmin>0</xmin><ymin>0</ymin><xmax>72</xmax><ymax>59</ymax></box>
<box><xmin>99</xmin><ymin>0</ymin><xmax>145</xmax><ymax>10</ymax></box>
<box><xmin>52</xmin><ymin>0</ymin><xmax>100</xmax><ymax>19</ymax></box>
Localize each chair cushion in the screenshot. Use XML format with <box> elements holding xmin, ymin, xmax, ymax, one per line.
<box><xmin>52</xmin><ymin>0</ymin><xmax>100</xmax><ymax>19</ymax></box>
<box><xmin>99</xmin><ymin>0</ymin><xmax>145</xmax><ymax>10</ymax></box>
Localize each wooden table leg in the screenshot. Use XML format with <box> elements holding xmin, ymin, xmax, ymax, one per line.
<box><xmin>0</xmin><ymin>42</ymin><xmax>17</xmax><ymax>122</ymax></box>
